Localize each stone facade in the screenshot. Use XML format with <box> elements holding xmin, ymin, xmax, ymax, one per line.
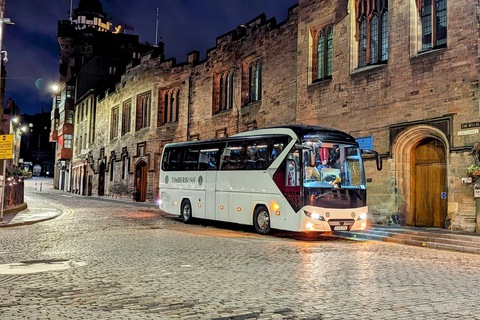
<box><xmin>295</xmin><ymin>0</ymin><xmax>480</xmax><ymax>231</ymax></box>
<box><xmin>87</xmin><ymin>9</ymin><xmax>299</xmax><ymax>204</ymax></box>
<box><xmin>72</xmin><ymin>0</ymin><xmax>480</xmax><ymax>232</ymax></box>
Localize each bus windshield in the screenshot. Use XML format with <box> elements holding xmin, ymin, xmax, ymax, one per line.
<box><xmin>302</xmin><ymin>140</ymin><xmax>365</xmax><ymax>190</ymax></box>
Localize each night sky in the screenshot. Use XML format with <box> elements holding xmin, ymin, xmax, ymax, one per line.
<box><xmin>3</xmin><ymin>0</ymin><xmax>298</xmax><ymax>115</ymax></box>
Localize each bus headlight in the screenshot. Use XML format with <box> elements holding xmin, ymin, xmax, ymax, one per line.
<box><xmin>304</xmin><ymin>210</ymin><xmax>325</xmax><ymax>221</ymax></box>
<box><xmin>358</xmin><ymin>213</ymin><xmax>367</xmax><ymax>220</ymax></box>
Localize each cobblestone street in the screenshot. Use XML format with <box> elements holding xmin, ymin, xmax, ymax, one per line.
<box><xmin>1</xmin><ymin>179</ymin><xmax>480</xmax><ymax>319</ymax></box>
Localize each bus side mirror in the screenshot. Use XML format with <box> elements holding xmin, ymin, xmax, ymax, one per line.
<box><xmin>361</xmin><ymin>149</ymin><xmax>382</xmax><ymax>171</ymax></box>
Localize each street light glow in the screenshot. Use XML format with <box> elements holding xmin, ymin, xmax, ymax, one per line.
<box><xmin>52</xmin><ymin>85</ymin><xmax>59</xmax><ymax>92</ymax></box>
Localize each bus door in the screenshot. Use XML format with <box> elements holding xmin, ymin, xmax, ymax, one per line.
<box><xmin>284</xmin><ymin>150</ymin><xmax>301</xmax><ymax>230</ymax></box>
<box><xmin>205</xmin><ymin>171</ymin><xmax>216</xmax><ymax>220</ymax></box>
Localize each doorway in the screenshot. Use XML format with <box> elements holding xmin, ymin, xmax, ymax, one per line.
<box><xmin>412</xmin><ymin>138</ymin><xmax>446</xmax><ymax>227</ymax></box>
<box><xmin>98</xmin><ymin>162</ymin><xmax>105</xmax><ymax>196</ymax></box>
<box><xmin>135</xmin><ymin>160</ymin><xmax>147</xmax><ymax>202</ymax></box>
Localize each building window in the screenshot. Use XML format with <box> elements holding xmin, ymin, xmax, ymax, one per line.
<box><xmin>215</xmin><ymin>128</ymin><xmax>227</xmax><ymax>138</ymax></box>
<box><xmin>356</xmin><ymin>0</ymin><xmax>388</xmax><ymax>67</ymax></box>
<box><xmin>213</xmin><ymin>70</ymin><xmax>234</xmax><ymax>114</ymax></box>
<box><xmin>420</xmin><ymin>0</ymin><xmax>447</xmax><ymax>50</ymax></box>
<box><xmin>248</xmin><ymin>60</ymin><xmax>262</xmax><ymax>103</ymax></box>
<box><xmin>64</xmin><ymin>134</ymin><xmax>72</xmax><ymax>149</ymax></box>
<box><xmin>136</xmin><ymin>91</ymin><xmax>151</xmax><ymax>131</ymax></box>
<box><xmin>122</xmin><ymin>156</ymin><xmax>129</xmax><ymax>180</ymax></box>
<box><xmin>110</xmin><ymin>159</ymin><xmax>115</xmax><ymax>182</ymax></box>
<box><xmin>312</xmin><ymin>26</ymin><xmax>333</xmax><ymax>81</ymax></box>
<box><xmin>66</xmin><ymin>110</ymin><xmax>74</xmax><ymax>124</ymax></box>
<box><xmin>158</xmin><ymin>88</ymin><xmax>179</xmax><ymax>125</ymax></box>
<box><xmin>111</xmin><ymin>106</ymin><xmax>119</xmax><ymax>140</ymax></box>
<box><xmin>122</xmin><ymin>99</ymin><xmax>131</xmax><ymax>135</ymax></box>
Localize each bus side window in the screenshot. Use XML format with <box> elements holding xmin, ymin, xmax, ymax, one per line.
<box><xmin>183</xmin><ymin>148</ymin><xmax>199</xmax><ymax>170</ymax></box>
<box><xmin>169</xmin><ymin>148</ymin><xmax>183</xmax><ymax>171</ymax></box>
<box><xmin>221</xmin><ymin>143</ymin><xmax>245</xmax><ymax>170</ymax></box>
<box><xmin>199</xmin><ymin>147</ymin><xmax>219</xmax><ymax>170</ymax></box>
<box><xmin>161</xmin><ymin>149</ymin><xmax>170</xmax><ymax>171</ymax></box>
<box><xmin>268</xmin><ymin>136</ymin><xmax>289</xmax><ymax>167</ymax></box>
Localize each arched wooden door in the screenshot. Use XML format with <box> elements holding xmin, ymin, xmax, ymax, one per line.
<box><xmin>135</xmin><ymin>160</ymin><xmax>147</xmax><ymax>202</ymax></box>
<box><xmin>412</xmin><ymin>138</ymin><xmax>446</xmax><ymax>227</ymax></box>
<box><xmin>98</xmin><ymin>162</ymin><xmax>105</xmax><ymax>196</ymax></box>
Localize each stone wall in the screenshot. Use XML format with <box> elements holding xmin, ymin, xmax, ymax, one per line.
<box><xmin>89</xmin><ymin>8</ymin><xmax>299</xmax><ymax>204</ymax></box>
<box><xmin>296</xmin><ymin>0</ymin><xmax>480</xmax><ymax>230</ymax></box>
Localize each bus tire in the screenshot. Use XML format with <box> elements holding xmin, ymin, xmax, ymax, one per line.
<box><xmin>181</xmin><ymin>199</ymin><xmax>192</xmax><ymax>223</ymax></box>
<box><xmin>253</xmin><ymin>206</ymin><xmax>271</xmax><ymax>235</ymax></box>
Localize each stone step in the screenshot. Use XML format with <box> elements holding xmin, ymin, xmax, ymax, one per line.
<box><xmin>335</xmin><ymin>228</ymin><xmax>480</xmax><ymax>255</ymax></box>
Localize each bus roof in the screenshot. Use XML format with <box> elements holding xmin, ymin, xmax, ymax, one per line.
<box><xmin>164</xmin><ymin>125</ymin><xmax>357</xmax><ymax>149</ymax></box>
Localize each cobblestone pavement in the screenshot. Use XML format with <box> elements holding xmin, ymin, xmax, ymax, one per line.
<box><xmin>1</xmin><ymin>180</ymin><xmax>480</xmax><ymax>319</ymax></box>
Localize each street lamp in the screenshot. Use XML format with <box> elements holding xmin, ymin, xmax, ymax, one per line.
<box><xmin>0</xmin><ymin>1</ymin><xmax>14</xmax><ymax>224</ymax></box>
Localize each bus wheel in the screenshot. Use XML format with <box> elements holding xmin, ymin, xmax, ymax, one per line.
<box><xmin>253</xmin><ymin>206</ymin><xmax>271</xmax><ymax>235</ymax></box>
<box><xmin>181</xmin><ymin>199</ymin><xmax>192</xmax><ymax>223</ymax></box>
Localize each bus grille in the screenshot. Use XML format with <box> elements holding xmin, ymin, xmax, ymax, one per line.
<box><xmin>328</xmin><ymin>219</ymin><xmax>355</xmax><ymax>226</ymax></box>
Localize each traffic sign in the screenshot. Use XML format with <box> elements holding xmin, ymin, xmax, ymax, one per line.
<box><xmin>0</xmin><ymin>134</ymin><xmax>13</xmax><ymax>159</ymax></box>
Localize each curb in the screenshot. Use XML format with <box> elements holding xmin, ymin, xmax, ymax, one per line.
<box><xmin>0</xmin><ymin>208</ymin><xmax>64</xmax><ymax>228</ymax></box>
<box><xmin>2</xmin><ymin>202</ymin><xmax>28</xmax><ymax>215</ymax></box>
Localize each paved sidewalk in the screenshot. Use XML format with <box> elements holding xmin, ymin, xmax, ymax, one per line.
<box><xmin>0</xmin><ymin>177</ymin><xmax>156</xmax><ymax>228</ymax></box>
<box><xmin>0</xmin><ymin>177</ymin><xmax>64</xmax><ymax>227</ymax></box>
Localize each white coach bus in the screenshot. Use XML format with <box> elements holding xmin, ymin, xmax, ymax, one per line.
<box><xmin>158</xmin><ymin>125</ymin><xmax>382</xmax><ymax>235</ymax></box>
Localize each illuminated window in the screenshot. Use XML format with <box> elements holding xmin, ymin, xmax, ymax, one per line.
<box><xmin>64</xmin><ymin>134</ymin><xmax>73</xmax><ymax>149</ymax></box>
<box><xmin>357</xmin><ymin>0</ymin><xmax>388</xmax><ymax>67</ymax></box>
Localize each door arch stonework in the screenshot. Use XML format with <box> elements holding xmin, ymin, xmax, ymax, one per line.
<box><xmin>391</xmin><ymin>125</ymin><xmax>449</xmax><ymax>227</ymax></box>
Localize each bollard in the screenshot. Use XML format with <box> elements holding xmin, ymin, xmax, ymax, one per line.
<box><xmin>35</xmin><ymin>182</ymin><xmax>37</xmax><ymax>191</ymax></box>
<box><xmin>40</xmin><ymin>182</ymin><xmax>42</xmax><ymax>192</ymax></box>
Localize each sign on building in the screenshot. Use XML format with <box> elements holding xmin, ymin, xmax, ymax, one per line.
<box><xmin>0</xmin><ymin>134</ymin><xmax>13</xmax><ymax>159</ymax></box>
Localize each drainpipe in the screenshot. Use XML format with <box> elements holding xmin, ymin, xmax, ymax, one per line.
<box><xmin>187</xmin><ymin>75</ymin><xmax>191</xmax><ymax>141</ymax></box>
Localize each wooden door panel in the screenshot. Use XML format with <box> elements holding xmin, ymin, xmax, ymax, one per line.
<box><xmin>415</xmin><ymin>163</ymin><xmax>446</xmax><ymax>227</ymax></box>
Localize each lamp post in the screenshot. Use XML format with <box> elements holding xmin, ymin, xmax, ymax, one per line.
<box><xmin>0</xmin><ymin>0</ymin><xmax>13</xmax><ymax>224</ymax></box>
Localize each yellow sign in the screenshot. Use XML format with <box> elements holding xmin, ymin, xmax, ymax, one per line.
<box><xmin>0</xmin><ymin>134</ymin><xmax>13</xmax><ymax>159</ymax></box>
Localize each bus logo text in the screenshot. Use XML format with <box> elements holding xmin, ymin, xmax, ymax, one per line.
<box><xmin>172</xmin><ymin>176</ymin><xmax>196</xmax><ymax>184</ymax></box>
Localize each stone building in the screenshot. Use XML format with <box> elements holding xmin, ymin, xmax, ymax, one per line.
<box><xmin>58</xmin><ymin>0</ymin><xmax>480</xmax><ymax>233</ymax></box>
<box><xmin>51</xmin><ymin>0</ymin><xmax>155</xmax><ymax>191</ymax></box>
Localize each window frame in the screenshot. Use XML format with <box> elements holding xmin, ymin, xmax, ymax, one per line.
<box><xmin>122</xmin><ymin>99</ymin><xmax>132</xmax><ymax>135</ymax></box>
<box><xmin>136</xmin><ymin>91</ymin><xmax>151</xmax><ymax>131</ymax></box>
<box><xmin>356</xmin><ymin>0</ymin><xmax>389</xmax><ymax>68</ymax></box>
<box><xmin>419</xmin><ymin>0</ymin><xmax>447</xmax><ymax>51</ymax></box>
<box><xmin>110</xmin><ymin>106</ymin><xmax>119</xmax><ymax>140</ymax></box>
<box><xmin>312</xmin><ymin>25</ymin><xmax>333</xmax><ymax>82</ymax></box>
<box><xmin>158</xmin><ymin>88</ymin><xmax>180</xmax><ymax>125</ymax></box>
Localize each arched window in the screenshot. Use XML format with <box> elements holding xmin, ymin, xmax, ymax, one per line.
<box><xmin>214</xmin><ymin>70</ymin><xmax>235</xmax><ymax>114</ymax></box>
<box><xmin>248</xmin><ymin>60</ymin><xmax>262</xmax><ymax>103</ymax></box>
<box><xmin>315</xmin><ymin>26</ymin><xmax>333</xmax><ymax>80</ymax></box>
<box><xmin>356</xmin><ymin>0</ymin><xmax>388</xmax><ymax>67</ymax></box>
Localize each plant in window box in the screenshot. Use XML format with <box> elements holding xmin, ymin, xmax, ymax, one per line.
<box><xmin>467</xmin><ymin>163</ymin><xmax>480</xmax><ymax>177</ymax></box>
<box><xmin>468</xmin><ymin>142</ymin><xmax>480</xmax><ymax>177</ymax></box>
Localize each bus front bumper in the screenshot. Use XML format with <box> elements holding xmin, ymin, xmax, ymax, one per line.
<box><xmin>299</xmin><ymin>206</ymin><xmax>368</xmax><ymax>232</ymax></box>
